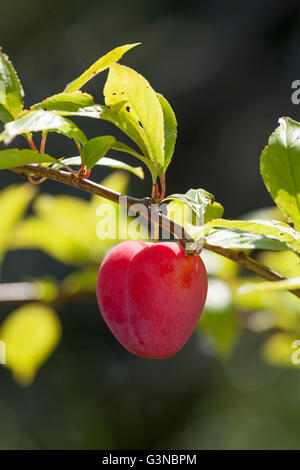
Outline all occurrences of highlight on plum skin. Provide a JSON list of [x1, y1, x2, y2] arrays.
[[96, 241, 208, 359]]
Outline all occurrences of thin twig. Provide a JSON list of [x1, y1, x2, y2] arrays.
[[10, 164, 300, 300]]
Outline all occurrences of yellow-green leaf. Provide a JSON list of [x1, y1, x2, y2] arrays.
[[259, 250, 300, 278], [206, 218, 300, 253], [82, 136, 116, 170], [104, 63, 165, 173], [64, 43, 140, 92], [0, 183, 36, 263], [0, 149, 58, 169], [31, 91, 94, 113], [0, 303, 62, 385], [0, 110, 86, 145], [157, 93, 177, 170]]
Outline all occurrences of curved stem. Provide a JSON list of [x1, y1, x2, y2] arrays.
[[28, 176, 48, 185], [10, 163, 300, 300]]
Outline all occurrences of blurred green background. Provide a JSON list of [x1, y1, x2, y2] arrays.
[[1, 0, 300, 450]]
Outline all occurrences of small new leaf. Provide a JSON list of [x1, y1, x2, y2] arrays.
[[165, 188, 216, 219], [81, 136, 116, 170], [204, 202, 224, 223], [64, 43, 140, 92]]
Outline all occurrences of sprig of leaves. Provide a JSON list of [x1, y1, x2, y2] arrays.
[[0, 44, 178, 185], [1, 44, 300, 298]]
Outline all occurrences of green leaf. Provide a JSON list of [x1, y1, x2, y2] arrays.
[[165, 189, 221, 250], [157, 93, 177, 170], [239, 276, 300, 294], [0, 149, 57, 169], [206, 218, 300, 253], [0, 105, 14, 124], [0, 110, 87, 145], [259, 250, 300, 278], [0, 50, 24, 122], [0, 303, 61, 385], [261, 117, 300, 230], [31, 91, 94, 113], [51, 155, 144, 179], [50, 104, 104, 118], [64, 43, 140, 92], [81, 136, 116, 170], [205, 227, 291, 252], [104, 63, 165, 173], [0, 183, 36, 263], [204, 202, 224, 223]]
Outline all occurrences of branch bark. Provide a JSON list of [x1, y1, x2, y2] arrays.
[[10, 164, 300, 300]]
